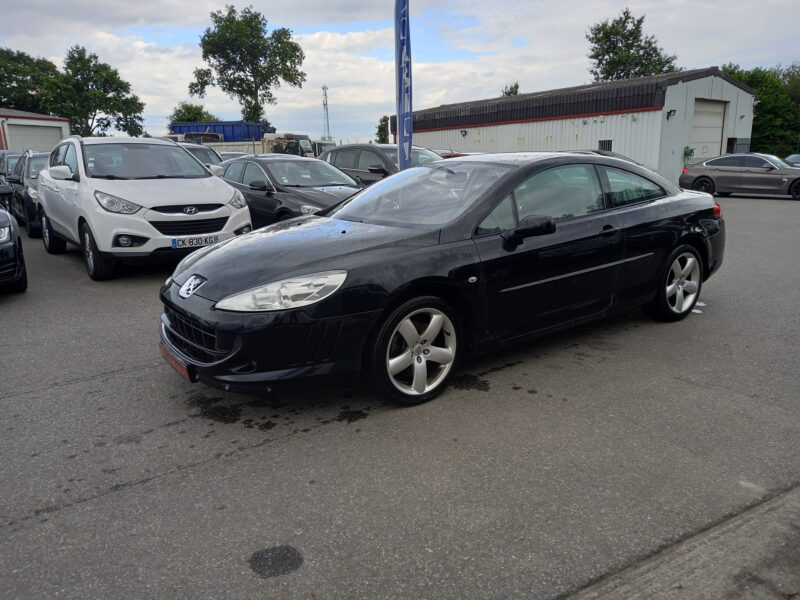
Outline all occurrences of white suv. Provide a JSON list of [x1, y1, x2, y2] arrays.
[[37, 136, 252, 280]]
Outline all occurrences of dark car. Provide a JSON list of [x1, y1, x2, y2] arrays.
[[219, 151, 250, 161], [0, 152, 21, 210], [319, 143, 441, 186], [220, 155, 360, 227], [568, 149, 643, 166], [0, 206, 27, 293], [159, 152, 725, 405], [8, 152, 49, 237], [786, 154, 800, 167], [679, 153, 800, 199]]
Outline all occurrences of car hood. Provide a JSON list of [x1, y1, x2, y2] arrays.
[[90, 177, 234, 209], [281, 185, 359, 208], [176, 215, 439, 301]]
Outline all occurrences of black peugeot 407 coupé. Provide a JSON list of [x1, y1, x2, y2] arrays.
[[159, 153, 725, 405]]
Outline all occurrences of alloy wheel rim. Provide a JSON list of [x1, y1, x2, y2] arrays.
[[386, 308, 456, 396], [666, 252, 701, 314], [696, 179, 711, 193], [84, 232, 94, 273]]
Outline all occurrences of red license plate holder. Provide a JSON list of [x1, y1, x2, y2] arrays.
[[160, 343, 193, 382]]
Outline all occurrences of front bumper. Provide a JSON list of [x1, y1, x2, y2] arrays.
[[159, 283, 382, 393], [88, 204, 252, 257]]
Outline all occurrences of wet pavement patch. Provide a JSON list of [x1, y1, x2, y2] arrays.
[[248, 545, 303, 578], [336, 408, 368, 423], [452, 374, 490, 392], [200, 405, 241, 424]]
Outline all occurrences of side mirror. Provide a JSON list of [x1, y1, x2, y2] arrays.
[[501, 215, 556, 249], [248, 180, 269, 192], [208, 164, 224, 176], [50, 165, 74, 181], [762, 164, 774, 170], [368, 165, 389, 176]]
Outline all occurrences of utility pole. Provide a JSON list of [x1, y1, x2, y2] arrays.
[[322, 85, 331, 141]]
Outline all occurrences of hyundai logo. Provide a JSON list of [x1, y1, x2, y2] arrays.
[[183, 206, 199, 215], [179, 275, 207, 298]]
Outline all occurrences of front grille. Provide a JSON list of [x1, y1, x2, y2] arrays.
[[149, 217, 228, 236], [162, 307, 237, 366], [151, 204, 223, 214]]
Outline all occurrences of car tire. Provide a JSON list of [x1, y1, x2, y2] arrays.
[[41, 212, 66, 254], [692, 177, 715, 195], [790, 180, 800, 200], [369, 296, 460, 406], [25, 204, 41, 238], [643, 244, 703, 322], [80, 223, 115, 281], [716, 192, 731, 197], [4, 245, 28, 294]]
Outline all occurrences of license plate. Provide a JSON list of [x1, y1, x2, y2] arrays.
[[171, 235, 219, 249], [160, 343, 192, 382]]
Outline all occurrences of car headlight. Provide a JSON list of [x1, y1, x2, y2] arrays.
[[228, 189, 247, 209], [0, 226, 10, 244], [27, 186, 38, 199], [94, 191, 142, 214], [300, 205, 321, 215], [215, 270, 347, 312]]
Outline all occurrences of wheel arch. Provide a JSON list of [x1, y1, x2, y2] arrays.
[[678, 233, 710, 280]]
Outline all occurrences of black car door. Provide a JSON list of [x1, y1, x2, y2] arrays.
[[10, 155, 26, 220], [330, 149, 365, 184], [241, 162, 282, 227], [352, 148, 390, 186], [474, 163, 625, 339]]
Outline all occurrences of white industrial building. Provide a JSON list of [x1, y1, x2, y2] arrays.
[[0, 108, 71, 152], [395, 67, 754, 183]]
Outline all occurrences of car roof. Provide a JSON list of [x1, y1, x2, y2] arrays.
[[178, 142, 217, 150], [446, 151, 568, 166], [249, 154, 319, 162], [81, 136, 175, 146]]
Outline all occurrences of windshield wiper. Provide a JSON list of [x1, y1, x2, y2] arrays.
[[133, 175, 195, 179], [92, 174, 131, 180]]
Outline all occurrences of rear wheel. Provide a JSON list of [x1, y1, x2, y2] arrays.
[[692, 177, 715, 195], [643, 245, 703, 322], [370, 296, 459, 405], [790, 180, 800, 200], [41, 212, 66, 254], [80, 223, 115, 280]]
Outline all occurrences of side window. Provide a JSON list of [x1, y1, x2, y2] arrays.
[[475, 196, 516, 236], [357, 150, 383, 171], [223, 161, 245, 184], [14, 156, 25, 178], [743, 156, 771, 168], [514, 164, 604, 221], [243, 162, 268, 187], [333, 150, 358, 169], [64, 145, 79, 174], [601, 167, 664, 207], [707, 156, 743, 167]]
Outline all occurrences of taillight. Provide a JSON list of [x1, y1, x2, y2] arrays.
[[712, 203, 723, 219], [682, 166, 689, 174]]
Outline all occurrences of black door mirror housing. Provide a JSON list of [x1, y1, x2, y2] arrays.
[[248, 180, 268, 192], [501, 215, 556, 249], [367, 165, 389, 176]]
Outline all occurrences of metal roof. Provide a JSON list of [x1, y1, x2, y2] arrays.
[[0, 107, 70, 123], [391, 67, 754, 133]]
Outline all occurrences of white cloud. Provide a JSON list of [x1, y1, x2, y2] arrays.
[[1, 0, 797, 141]]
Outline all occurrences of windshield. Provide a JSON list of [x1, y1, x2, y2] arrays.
[[328, 162, 511, 228], [84, 143, 210, 179], [186, 146, 221, 165], [382, 147, 442, 167], [265, 160, 357, 187], [27, 155, 49, 179]]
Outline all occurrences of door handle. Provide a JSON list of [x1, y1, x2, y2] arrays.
[[600, 225, 619, 236]]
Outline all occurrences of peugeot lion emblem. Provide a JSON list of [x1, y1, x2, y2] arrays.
[[179, 275, 207, 298], [183, 206, 199, 215]]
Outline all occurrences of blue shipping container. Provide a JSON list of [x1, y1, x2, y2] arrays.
[[169, 121, 276, 142]]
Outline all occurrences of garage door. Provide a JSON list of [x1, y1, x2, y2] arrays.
[[689, 100, 725, 161], [8, 124, 63, 152]]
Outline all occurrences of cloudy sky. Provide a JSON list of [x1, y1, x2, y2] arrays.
[[1, 0, 797, 141]]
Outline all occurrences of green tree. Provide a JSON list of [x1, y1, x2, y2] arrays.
[[53, 46, 145, 136], [0, 49, 60, 114], [586, 8, 678, 81], [501, 81, 520, 96], [189, 5, 306, 123], [170, 101, 219, 123], [376, 115, 389, 143], [723, 64, 800, 157]]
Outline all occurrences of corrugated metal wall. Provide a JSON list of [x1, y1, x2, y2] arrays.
[[415, 109, 664, 171]]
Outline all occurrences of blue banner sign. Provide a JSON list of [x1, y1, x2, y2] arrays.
[[395, 0, 413, 170]]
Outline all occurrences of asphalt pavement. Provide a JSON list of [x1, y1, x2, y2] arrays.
[[1, 196, 799, 599]]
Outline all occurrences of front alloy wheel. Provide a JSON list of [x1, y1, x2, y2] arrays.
[[80, 223, 115, 280], [371, 297, 459, 405]]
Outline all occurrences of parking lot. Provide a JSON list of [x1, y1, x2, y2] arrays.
[[1, 196, 799, 598]]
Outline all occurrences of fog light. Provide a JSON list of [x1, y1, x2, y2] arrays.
[[118, 235, 132, 247], [235, 224, 252, 235]]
